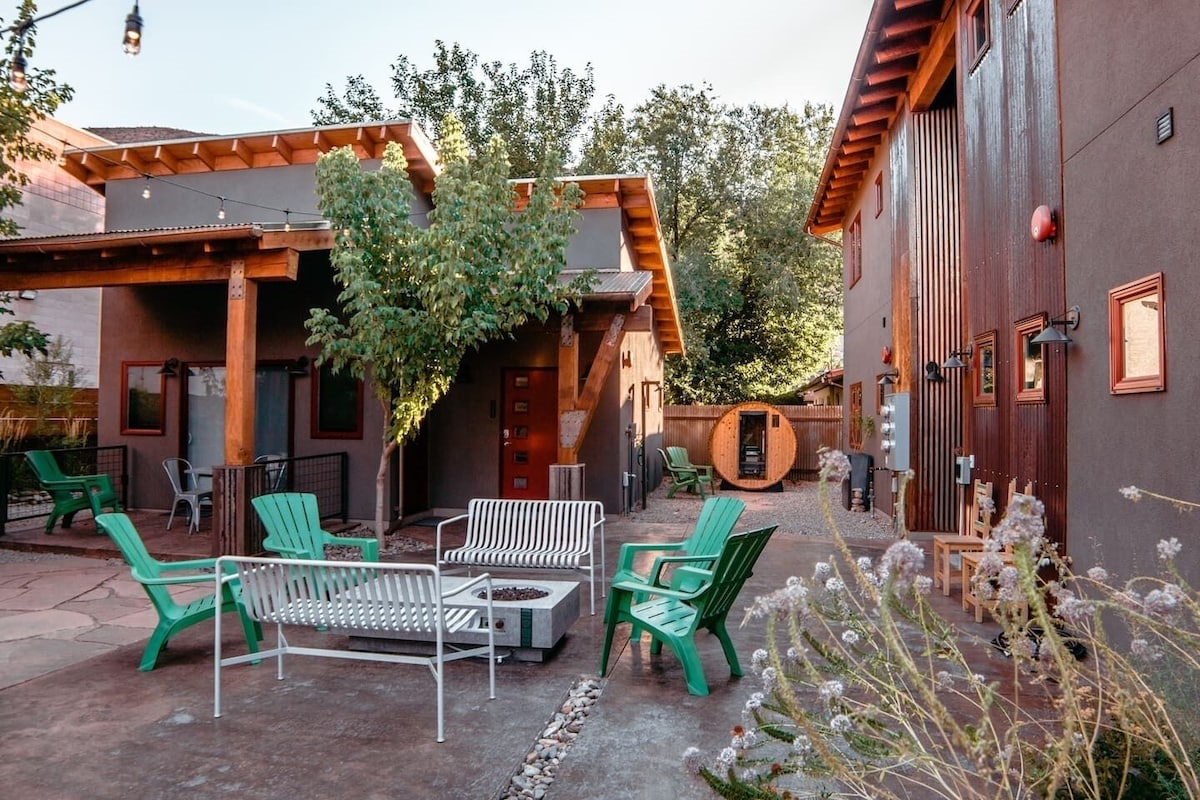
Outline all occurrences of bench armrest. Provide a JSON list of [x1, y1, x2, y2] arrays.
[[435, 513, 470, 560], [443, 572, 492, 600]]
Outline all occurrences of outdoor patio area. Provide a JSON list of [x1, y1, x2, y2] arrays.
[[0, 486, 1044, 799]]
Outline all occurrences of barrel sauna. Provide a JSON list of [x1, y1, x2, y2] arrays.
[[708, 402, 797, 490]]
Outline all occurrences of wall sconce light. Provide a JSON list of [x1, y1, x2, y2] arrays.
[[287, 356, 310, 376], [942, 343, 974, 370], [158, 357, 180, 377], [1030, 305, 1081, 345], [17, 289, 38, 300], [924, 361, 944, 383], [877, 368, 900, 387]]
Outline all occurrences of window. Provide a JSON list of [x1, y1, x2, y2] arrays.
[[847, 214, 862, 288], [965, 0, 990, 69], [874, 173, 884, 218], [1109, 272, 1165, 394], [121, 362, 166, 434], [311, 362, 363, 438], [849, 382, 863, 450], [1015, 315, 1047, 404], [973, 331, 997, 407]]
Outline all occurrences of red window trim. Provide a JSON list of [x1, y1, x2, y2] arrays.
[[120, 360, 166, 435], [1109, 272, 1166, 394], [1014, 315, 1047, 405]]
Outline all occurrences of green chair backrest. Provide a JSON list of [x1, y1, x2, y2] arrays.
[[684, 496, 746, 558], [26, 449, 69, 485], [252, 492, 326, 560], [95, 512, 188, 619], [666, 446, 699, 470], [692, 525, 777, 625]]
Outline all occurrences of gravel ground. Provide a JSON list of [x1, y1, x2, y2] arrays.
[[624, 478, 898, 541]]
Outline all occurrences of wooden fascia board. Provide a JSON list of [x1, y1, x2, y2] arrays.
[[908, 6, 957, 111], [0, 249, 297, 290]]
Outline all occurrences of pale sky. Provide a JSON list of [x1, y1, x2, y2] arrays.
[[23, 0, 873, 136]]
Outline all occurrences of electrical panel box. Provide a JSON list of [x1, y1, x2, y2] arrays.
[[955, 455, 974, 485], [879, 392, 910, 472]]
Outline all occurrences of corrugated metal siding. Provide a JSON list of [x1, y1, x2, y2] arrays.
[[960, 0, 1067, 546], [911, 107, 962, 532]]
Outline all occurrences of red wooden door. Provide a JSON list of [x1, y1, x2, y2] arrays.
[[500, 368, 556, 499]]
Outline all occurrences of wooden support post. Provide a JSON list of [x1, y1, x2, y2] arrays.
[[211, 463, 270, 555], [549, 464, 586, 501], [557, 314, 579, 464]]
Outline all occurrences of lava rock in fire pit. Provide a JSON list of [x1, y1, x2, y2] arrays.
[[476, 586, 550, 602]]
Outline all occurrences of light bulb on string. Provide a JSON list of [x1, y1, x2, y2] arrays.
[[284, 210, 291, 232], [122, 3, 143, 56], [141, 178, 151, 199], [217, 198, 226, 220]]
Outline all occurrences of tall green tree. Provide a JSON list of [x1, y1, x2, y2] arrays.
[[307, 116, 588, 537], [0, 1, 75, 366], [314, 41, 595, 178]]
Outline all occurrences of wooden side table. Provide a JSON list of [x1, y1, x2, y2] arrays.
[[961, 550, 1027, 623], [931, 536, 984, 596]]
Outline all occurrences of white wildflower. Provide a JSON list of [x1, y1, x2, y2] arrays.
[[1086, 566, 1109, 581], [813, 561, 832, 581], [856, 556, 874, 572], [761, 666, 778, 692], [819, 680, 845, 704], [914, 575, 933, 595], [750, 648, 769, 674], [830, 714, 854, 734], [744, 692, 765, 714], [1158, 538, 1182, 561], [1119, 485, 1142, 502], [841, 629, 860, 646], [715, 746, 738, 770], [818, 448, 852, 483], [825, 576, 846, 594], [682, 747, 705, 774]]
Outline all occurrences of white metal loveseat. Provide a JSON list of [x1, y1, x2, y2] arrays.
[[213, 556, 495, 743], [436, 498, 605, 614]]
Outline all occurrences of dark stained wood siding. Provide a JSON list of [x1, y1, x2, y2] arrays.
[[909, 106, 962, 532], [960, 0, 1067, 545]]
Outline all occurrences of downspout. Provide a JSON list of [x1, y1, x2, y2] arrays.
[[805, 226, 844, 249]]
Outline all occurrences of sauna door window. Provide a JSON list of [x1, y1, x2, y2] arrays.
[[738, 411, 767, 479]]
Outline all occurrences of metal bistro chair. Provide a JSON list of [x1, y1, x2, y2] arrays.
[[162, 457, 213, 534], [254, 454, 288, 493]]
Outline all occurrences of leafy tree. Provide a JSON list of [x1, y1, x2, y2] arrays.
[[314, 41, 595, 178], [307, 116, 587, 537], [0, 0, 77, 364]]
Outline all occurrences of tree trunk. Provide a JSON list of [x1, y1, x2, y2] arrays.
[[375, 437, 397, 544]]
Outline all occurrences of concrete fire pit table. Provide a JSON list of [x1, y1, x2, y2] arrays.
[[346, 576, 581, 662]]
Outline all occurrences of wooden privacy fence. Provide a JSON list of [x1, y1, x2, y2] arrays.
[[664, 405, 843, 481]]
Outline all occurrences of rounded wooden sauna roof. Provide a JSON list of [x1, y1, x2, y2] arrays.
[[709, 401, 797, 490]]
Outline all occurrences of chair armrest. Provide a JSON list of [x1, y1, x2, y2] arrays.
[[612, 573, 712, 601], [131, 567, 217, 586], [325, 534, 379, 562], [645, 554, 717, 588], [158, 557, 220, 572], [435, 513, 470, 560], [615, 541, 684, 574], [262, 540, 309, 559], [693, 465, 715, 480]]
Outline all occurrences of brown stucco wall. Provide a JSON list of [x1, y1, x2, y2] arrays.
[[1059, 0, 1200, 579]]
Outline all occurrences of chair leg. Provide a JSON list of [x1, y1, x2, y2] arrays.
[[139, 622, 174, 671], [710, 618, 743, 677], [670, 635, 710, 696], [167, 500, 179, 531]]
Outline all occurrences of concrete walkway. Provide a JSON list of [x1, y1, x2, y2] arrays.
[[0, 507, 1013, 799]]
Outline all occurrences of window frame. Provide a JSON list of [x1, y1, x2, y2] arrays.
[[1014, 315, 1047, 404], [121, 361, 166, 435], [972, 330, 997, 407], [310, 362, 364, 439], [965, 0, 991, 71], [848, 381, 863, 451], [874, 173, 884, 218], [1109, 272, 1166, 394], [847, 213, 862, 289]]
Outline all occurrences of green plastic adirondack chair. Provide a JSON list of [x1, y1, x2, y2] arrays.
[[660, 446, 716, 499], [599, 525, 777, 696], [25, 449, 121, 533], [606, 495, 746, 615], [252, 492, 379, 561], [95, 512, 262, 671]]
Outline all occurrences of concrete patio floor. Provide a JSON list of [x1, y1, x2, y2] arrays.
[[0, 502, 1033, 799]]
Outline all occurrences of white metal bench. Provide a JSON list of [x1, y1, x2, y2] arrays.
[[213, 556, 495, 743], [436, 498, 606, 615]]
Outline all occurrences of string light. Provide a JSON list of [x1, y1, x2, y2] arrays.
[[121, 2, 142, 56], [5, 0, 142, 91], [217, 197, 226, 220], [283, 210, 291, 232]]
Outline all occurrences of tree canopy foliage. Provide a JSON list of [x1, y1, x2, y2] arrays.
[[312, 43, 842, 405], [0, 0, 77, 366], [308, 116, 587, 535]]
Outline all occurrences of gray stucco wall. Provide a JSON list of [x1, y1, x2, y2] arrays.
[[1059, 1, 1200, 580]]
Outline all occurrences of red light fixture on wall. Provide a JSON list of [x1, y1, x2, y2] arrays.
[[1031, 204, 1057, 242]]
